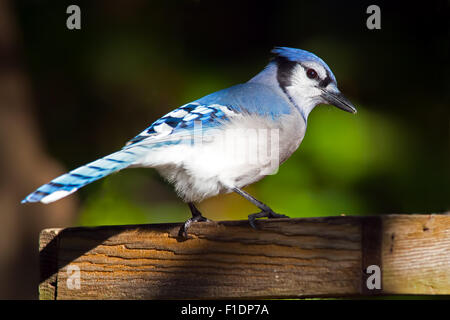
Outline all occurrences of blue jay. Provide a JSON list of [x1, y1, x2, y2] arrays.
[[22, 47, 356, 237]]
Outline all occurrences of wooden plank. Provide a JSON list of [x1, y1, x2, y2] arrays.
[[39, 214, 450, 299], [39, 228, 61, 300], [382, 214, 450, 294], [361, 216, 383, 295]]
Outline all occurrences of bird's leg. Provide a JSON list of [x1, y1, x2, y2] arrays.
[[233, 187, 289, 229], [178, 203, 211, 238]]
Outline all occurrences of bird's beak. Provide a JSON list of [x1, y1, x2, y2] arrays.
[[321, 89, 357, 114]]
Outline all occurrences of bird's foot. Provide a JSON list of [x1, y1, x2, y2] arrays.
[[178, 214, 212, 239], [248, 210, 289, 229]]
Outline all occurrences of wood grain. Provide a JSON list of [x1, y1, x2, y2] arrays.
[[382, 215, 450, 294], [39, 214, 450, 299], [39, 228, 61, 300]]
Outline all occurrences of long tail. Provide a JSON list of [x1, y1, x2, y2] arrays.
[[22, 149, 141, 204]]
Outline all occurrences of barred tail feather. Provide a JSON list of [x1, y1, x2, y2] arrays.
[[22, 149, 140, 204]]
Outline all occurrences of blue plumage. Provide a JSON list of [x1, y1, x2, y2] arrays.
[[22, 150, 141, 203], [22, 47, 356, 236], [271, 47, 337, 83], [23, 101, 236, 204], [195, 83, 292, 117], [125, 102, 232, 147], [126, 83, 292, 148]]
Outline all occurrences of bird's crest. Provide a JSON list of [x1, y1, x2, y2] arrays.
[[271, 46, 336, 83]]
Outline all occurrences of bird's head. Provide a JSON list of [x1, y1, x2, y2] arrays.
[[270, 46, 357, 118]]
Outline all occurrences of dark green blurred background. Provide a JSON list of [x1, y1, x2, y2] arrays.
[[0, 0, 448, 298]]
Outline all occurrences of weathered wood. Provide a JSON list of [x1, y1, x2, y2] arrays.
[[39, 214, 450, 299], [39, 228, 61, 300], [382, 215, 450, 294]]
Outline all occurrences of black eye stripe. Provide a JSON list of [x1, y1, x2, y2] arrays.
[[319, 76, 332, 87], [274, 56, 297, 89], [275, 58, 333, 88]]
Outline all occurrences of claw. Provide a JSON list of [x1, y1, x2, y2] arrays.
[[178, 212, 210, 238], [248, 210, 289, 229], [268, 212, 289, 219]]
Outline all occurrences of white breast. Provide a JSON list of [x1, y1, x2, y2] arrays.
[[135, 112, 306, 202]]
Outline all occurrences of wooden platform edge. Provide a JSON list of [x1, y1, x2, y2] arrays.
[[38, 214, 450, 299], [39, 228, 62, 300]]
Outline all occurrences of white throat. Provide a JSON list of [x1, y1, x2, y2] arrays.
[[282, 64, 326, 121]]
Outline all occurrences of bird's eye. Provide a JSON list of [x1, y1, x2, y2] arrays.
[[306, 68, 318, 79]]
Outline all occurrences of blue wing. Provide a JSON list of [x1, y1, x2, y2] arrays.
[[22, 82, 291, 203], [124, 102, 234, 147], [125, 83, 291, 148]]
